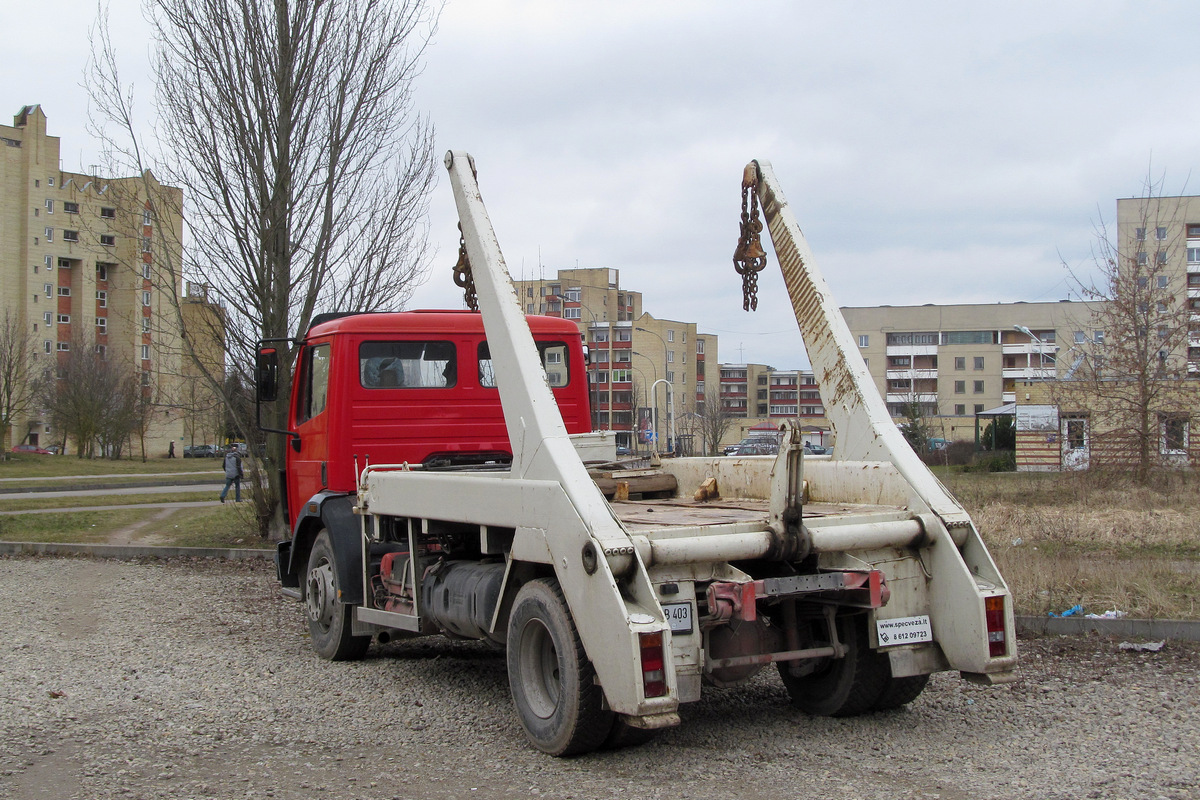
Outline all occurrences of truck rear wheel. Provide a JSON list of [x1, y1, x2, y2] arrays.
[[872, 672, 930, 711], [304, 530, 370, 661], [777, 614, 887, 717], [507, 578, 613, 756]]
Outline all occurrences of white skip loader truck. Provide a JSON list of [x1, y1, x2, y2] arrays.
[[260, 151, 1017, 756]]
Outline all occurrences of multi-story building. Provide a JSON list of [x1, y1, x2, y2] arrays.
[[512, 268, 716, 452], [1, 105, 202, 456], [716, 363, 832, 448], [1116, 194, 1200, 374], [841, 300, 1105, 442]]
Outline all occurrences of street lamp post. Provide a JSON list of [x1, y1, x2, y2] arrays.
[[651, 378, 675, 456], [635, 326, 676, 453]]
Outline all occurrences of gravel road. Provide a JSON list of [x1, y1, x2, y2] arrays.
[[1, 555, 1197, 800]]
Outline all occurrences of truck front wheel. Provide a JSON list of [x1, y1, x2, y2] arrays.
[[304, 530, 370, 661], [507, 578, 613, 756], [777, 613, 887, 717]]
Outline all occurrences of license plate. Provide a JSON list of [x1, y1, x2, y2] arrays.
[[876, 614, 933, 646], [661, 602, 693, 635]]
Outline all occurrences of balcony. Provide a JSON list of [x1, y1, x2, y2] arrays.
[[886, 344, 937, 357], [1002, 392, 1016, 403], [886, 392, 938, 404], [885, 369, 938, 380], [1002, 342, 1059, 356], [1002, 367, 1055, 380]]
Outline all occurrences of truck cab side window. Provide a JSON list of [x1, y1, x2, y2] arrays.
[[297, 344, 331, 424], [478, 340, 570, 389], [360, 341, 456, 388]]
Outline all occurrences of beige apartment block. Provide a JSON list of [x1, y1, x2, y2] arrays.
[[841, 300, 1106, 442], [512, 268, 716, 453], [1116, 194, 1200, 374], [716, 362, 832, 450], [0, 105, 204, 457]]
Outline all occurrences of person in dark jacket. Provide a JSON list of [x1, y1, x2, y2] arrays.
[[219, 445, 243, 503]]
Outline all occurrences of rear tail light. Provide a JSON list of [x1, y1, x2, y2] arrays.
[[639, 631, 667, 698], [985, 595, 1007, 657]]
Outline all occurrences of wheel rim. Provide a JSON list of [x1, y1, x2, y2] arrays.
[[306, 559, 336, 631], [517, 618, 560, 719]]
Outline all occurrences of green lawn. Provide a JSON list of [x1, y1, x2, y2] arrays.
[[0, 503, 264, 548], [0, 491, 218, 511], [0, 453, 222, 479]]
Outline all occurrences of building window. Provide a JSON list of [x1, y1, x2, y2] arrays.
[[44, 227, 53, 241], [1156, 227, 1167, 240], [954, 404, 966, 416], [100, 235, 115, 247], [57, 314, 70, 324], [564, 307, 581, 319], [697, 340, 705, 355], [44, 255, 53, 269], [97, 291, 107, 308], [57, 342, 70, 352], [44, 340, 52, 354], [1188, 247, 1200, 264], [47, 177, 54, 186], [63, 230, 78, 242], [44, 283, 53, 298], [141, 371, 150, 386], [973, 380, 984, 394], [142, 263, 152, 280], [616, 329, 631, 342], [100, 207, 116, 219], [1137, 251, 1147, 266], [954, 380, 965, 394], [591, 331, 608, 343], [43, 312, 52, 327], [973, 356, 984, 370], [611, 369, 632, 383], [95, 345, 106, 359], [141, 345, 151, 360], [954, 357, 965, 370], [142, 209, 152, 226], [142, 318, 151, 333], [57, 287, 70, 297], [45, 199, 54, 213], [141, 237, 152, 253], [1161, 415, 1189, 455], [97, 263, 108, 281], [1156, 250, 1168, 265], [142, 291, 152, 306], [857, 334, 869, 348], [974, 404, 985, 414], [1135, 227, 1146, 241], [63, 201, 79, 214], [666, 350, 674, 363], [97, 317, 106, 333]]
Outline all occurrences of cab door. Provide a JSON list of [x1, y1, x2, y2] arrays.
[[288, 341, 333, 522]]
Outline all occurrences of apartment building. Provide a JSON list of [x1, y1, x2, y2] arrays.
[[0, 105, 200, 455], [512, 268, 717, 452], [1116, 194, 1200, 374], [841, 300, 1105, 441], [716, 363, 831, 448]]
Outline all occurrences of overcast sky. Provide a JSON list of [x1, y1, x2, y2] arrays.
[[7, 1, 1200, 368]]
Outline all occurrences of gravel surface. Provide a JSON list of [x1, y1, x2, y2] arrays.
[[1, 555, 1197, 800]]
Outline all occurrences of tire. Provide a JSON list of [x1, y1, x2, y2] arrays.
[[872, 673, 930, 711], [506, 578, 613, 756], [777, 614, 888, 717], [304, 530, 370, 661], [602, 717, 658, 750]]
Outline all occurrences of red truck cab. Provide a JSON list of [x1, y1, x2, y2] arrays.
[[280, 311, 591, 533]]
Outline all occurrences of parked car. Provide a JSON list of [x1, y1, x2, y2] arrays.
[[803, 444, 828, 455], [11, 444, 54, 455], [184, 444, 218, 458]]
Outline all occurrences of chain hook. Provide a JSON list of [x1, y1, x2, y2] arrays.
[[733, 162, 767, 311], [451, 222, 479, 312]]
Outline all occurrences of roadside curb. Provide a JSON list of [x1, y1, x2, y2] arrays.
[[0, 541, 274, 561], [1016, 614, 1200, 642]]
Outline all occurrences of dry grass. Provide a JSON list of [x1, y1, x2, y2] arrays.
[[945, 470, 1200, 619]]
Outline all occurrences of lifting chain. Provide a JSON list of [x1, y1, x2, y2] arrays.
[[732, 162, 767, 311], [451, 223, 478, 312]]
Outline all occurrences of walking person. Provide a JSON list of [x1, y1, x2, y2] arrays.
[[219, 444, 243, 503]]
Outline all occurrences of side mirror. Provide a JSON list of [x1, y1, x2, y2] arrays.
[[581, 344, 591, 366], [256, 348, 280, 403]]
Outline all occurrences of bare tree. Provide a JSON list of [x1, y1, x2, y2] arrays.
[[89, 0, 440, 535], [0, 311, 41, 456], [1060, 173, 1196, 483], [695, 386, 736, 456], [42, 335, 138, 459]]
